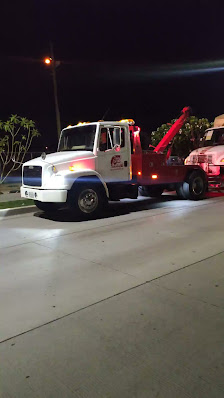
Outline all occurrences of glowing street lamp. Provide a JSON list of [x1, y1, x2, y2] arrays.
[[44, 57, 52, 65], [44, 44, 61, 139]]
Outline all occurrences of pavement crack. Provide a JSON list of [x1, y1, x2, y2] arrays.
[[34, 241, 140, 279], [146, 249, 224, 283], [0, 279, 149, 345], [151, 282, 224, 310], [1, 247, 224, 345]]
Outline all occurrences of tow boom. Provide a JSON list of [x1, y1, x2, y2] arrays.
[[153, 106, 191, 153]]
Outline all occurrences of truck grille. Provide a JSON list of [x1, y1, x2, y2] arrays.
[[208, 155, 213, 164], [192, 155, 197, 164], [191, 155, 213, 164], [23, 166, 42, 186], [198, 154, 207, 163]]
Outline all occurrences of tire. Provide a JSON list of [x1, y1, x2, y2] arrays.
[[176, 170, 207, 200], [176, 184, 186, 199], [139, 185, 164, 198], [68, 183, 107, 217], [34, 200, 60, 212]]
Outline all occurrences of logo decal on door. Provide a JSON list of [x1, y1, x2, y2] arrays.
[[111, 155, 123, 169]]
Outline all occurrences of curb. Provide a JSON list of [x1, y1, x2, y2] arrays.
[[0, 205, 36, 218]]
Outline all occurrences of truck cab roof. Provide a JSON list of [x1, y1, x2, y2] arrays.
[[205, 126, 224, 132], [65, 120, 135, 130]]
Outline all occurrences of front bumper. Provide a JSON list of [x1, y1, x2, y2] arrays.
[[208, 175, 224, 188], [20, 187, 67, 203]]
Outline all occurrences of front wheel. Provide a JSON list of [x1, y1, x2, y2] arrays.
[[176, 170, 207, 200], [34, 201, 60, 212], [68, 184, 107, 217]]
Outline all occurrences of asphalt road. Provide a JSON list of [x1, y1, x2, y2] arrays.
[[1, 195, 224, 398]]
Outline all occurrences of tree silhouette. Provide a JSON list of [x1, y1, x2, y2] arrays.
[[0, 115, 40, 184]]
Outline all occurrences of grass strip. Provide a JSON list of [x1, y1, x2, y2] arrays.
[[0, 199, 34, 210]]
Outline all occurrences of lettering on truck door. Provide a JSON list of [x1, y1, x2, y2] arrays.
[[97, 126, 130, 182]]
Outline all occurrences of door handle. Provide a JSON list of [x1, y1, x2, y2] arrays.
[[124, 161, 128, 167]]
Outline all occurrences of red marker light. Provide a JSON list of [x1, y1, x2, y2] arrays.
[[138, 171, 142, 176], [152, 174, 158, 179]]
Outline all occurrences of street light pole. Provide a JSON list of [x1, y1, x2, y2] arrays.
[[49, 42, 61, 139]]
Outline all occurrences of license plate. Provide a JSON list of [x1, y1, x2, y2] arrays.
[[28, 191, 35, 199]]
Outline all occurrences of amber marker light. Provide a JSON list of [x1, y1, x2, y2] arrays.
[[44, 57, 52, 65]]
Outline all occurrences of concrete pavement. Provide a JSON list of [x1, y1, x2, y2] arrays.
[[0, 195, 224, 397]]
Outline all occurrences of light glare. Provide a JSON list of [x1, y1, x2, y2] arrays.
[[44, 57, 52, 65]]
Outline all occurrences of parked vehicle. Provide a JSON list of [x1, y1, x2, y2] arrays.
[[185, 113, 224, 188], [21, 107, 207, 216]]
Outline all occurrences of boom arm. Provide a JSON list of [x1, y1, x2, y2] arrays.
[[153, 106, 191, 153]]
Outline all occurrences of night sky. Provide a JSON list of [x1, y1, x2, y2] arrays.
[[1, 0, 224, 150]]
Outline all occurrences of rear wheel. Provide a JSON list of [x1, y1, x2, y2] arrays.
[[176, 185, 185, 199], [68, 183, 107, 217], [34, 201, 60, 212], [139, 185, 164, 198], [176, 170, 207, 200]]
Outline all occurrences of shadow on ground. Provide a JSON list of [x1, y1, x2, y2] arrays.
[[33, 193, 211, 223]]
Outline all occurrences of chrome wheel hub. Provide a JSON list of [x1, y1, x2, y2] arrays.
[[78, 189, 98, 213], [192, 177, 203, 195]]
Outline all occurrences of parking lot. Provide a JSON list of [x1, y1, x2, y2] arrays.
[[1, 195, 224, 397]]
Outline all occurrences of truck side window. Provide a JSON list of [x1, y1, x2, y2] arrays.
[[112, 127, 125, 148], [120, 128, 125, 147], [99, 127, 125, 151], [218, 133, 224, 145], [130, 132, 134, 154], [99, 128, 108, 151]]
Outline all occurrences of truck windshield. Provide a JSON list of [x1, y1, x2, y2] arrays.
[[58, 125, 97, 151], [200, 128, 224, 147]]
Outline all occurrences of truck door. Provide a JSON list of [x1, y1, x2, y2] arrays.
[[96, 126, 130, 182]]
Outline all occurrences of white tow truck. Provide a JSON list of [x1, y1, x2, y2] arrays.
[[185, 113, 224, 188], [21, 110, 207, 217]]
